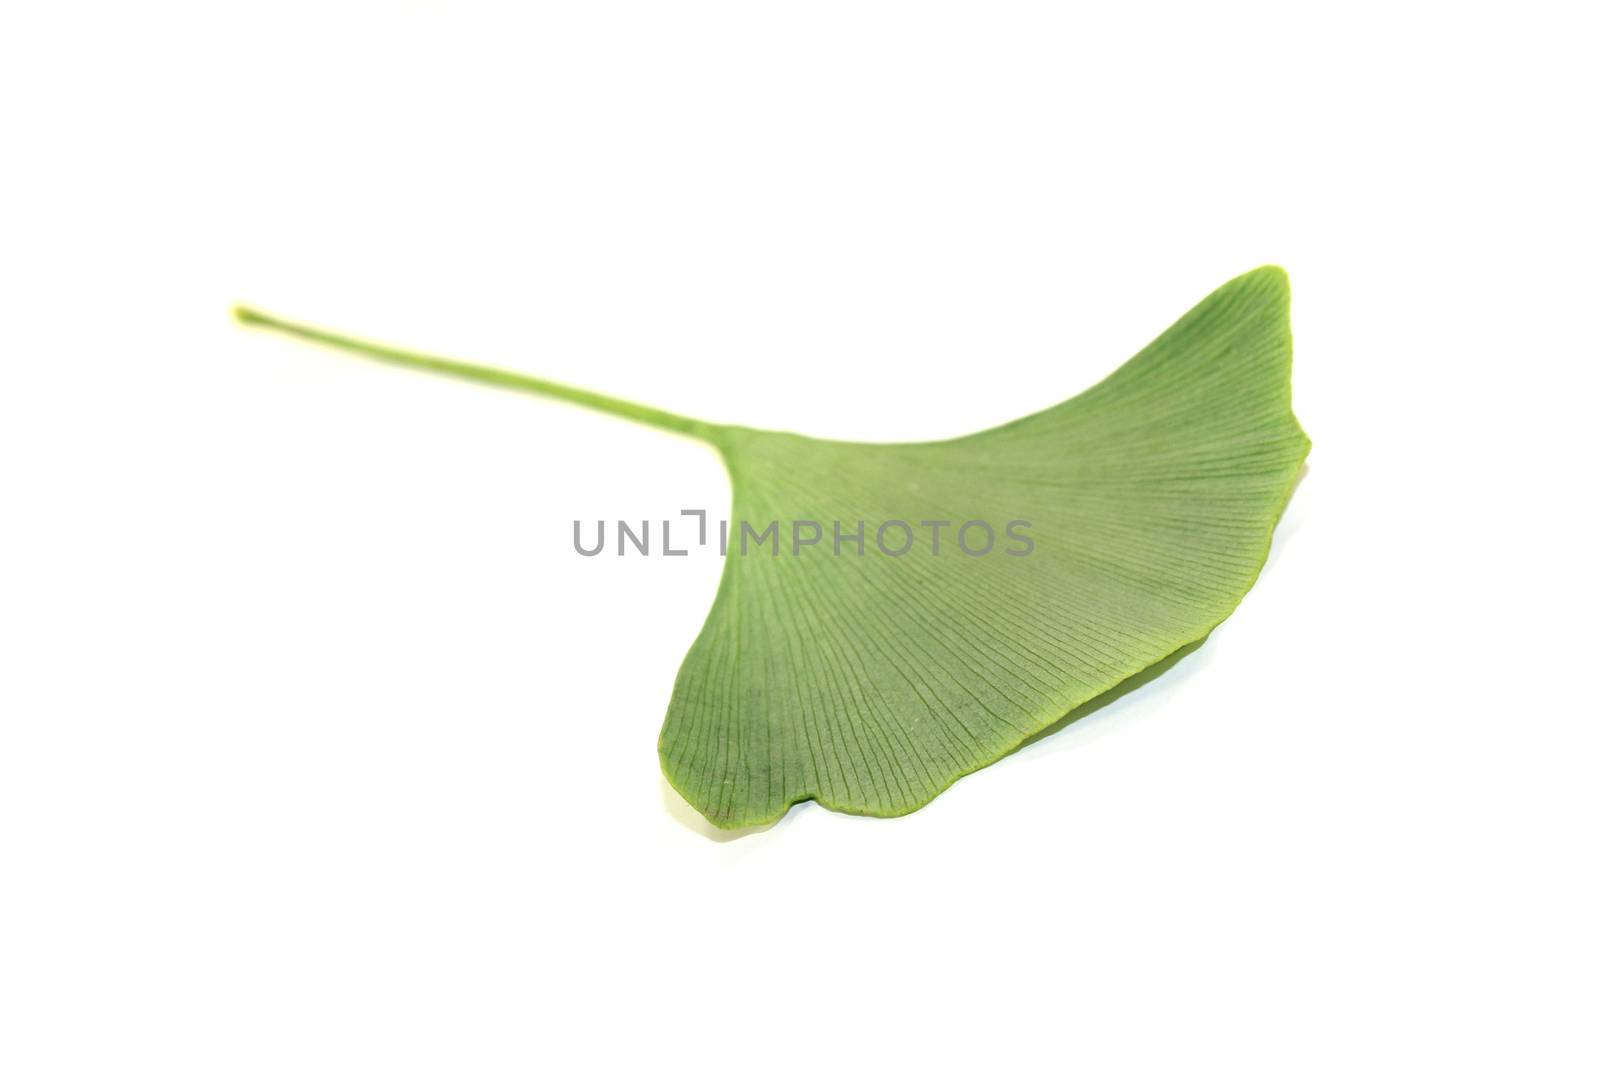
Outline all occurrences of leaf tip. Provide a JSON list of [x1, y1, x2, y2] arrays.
[[1237, 263, 1290, 300]]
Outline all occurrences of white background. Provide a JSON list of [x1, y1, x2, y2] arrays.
[[2, 3, 1596, 1064]]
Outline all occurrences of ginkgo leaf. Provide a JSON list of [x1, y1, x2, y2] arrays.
[[237, 265, 1309, 828]]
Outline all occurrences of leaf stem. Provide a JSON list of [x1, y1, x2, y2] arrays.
[[233, 306, 721, 442]]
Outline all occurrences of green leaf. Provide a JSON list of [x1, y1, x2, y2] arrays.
[[237, 266, 1309, 828]]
